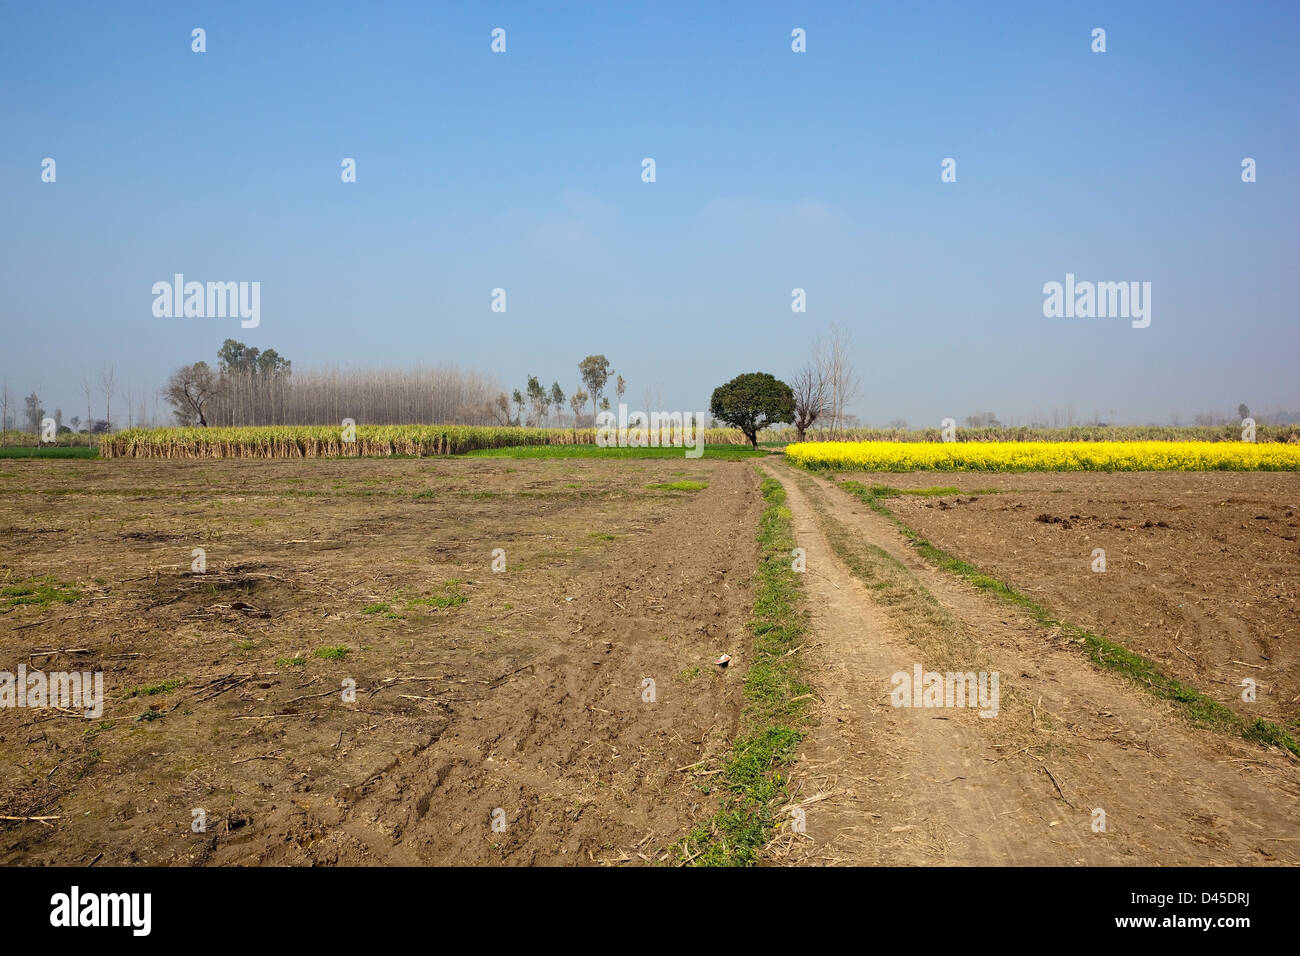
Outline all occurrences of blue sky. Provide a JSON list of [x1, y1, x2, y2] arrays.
[[2, 0, 1297, 426]]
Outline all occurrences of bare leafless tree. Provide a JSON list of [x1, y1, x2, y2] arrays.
[[790, 353, 831, 442], [819, 324, 860, 439], [487, 392, 511, 426], [640, 380, 664, 414], [162, 363, 222, 426], [81, 371, 93, 432], [101, 363, 116, 432]]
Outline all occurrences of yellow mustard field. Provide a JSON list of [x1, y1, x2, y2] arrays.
[[784, 441, 1300, 472]]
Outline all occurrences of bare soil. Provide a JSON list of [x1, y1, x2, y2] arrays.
[[856, 471, 1300, 728], [0, 456, 763, 865]]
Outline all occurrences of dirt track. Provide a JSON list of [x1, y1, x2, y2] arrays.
[[766, 462, 1300, 865]]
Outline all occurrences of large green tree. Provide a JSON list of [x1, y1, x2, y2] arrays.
[[709, 372, 795, 449]]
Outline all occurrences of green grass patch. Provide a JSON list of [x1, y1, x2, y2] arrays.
[[314, 645, 350, 661], [275, 656, 307, 668], [407, 580, 468, 611], [861, 484, 1000, 499], [1, 575, 82, 609], [676, 473, 811, 866], [0, 446, 99, 459], [361, 602, 391, 615], [125, 677, 186, 698], [647, 480, 708, 491], [836, 480, 1300, 759]]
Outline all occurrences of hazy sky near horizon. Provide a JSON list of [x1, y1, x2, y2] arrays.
[[2, 1, 1297, 427]]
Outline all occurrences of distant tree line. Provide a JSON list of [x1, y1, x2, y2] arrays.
[[162, 345, 633, 429], [163, 341, 506, 427]]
